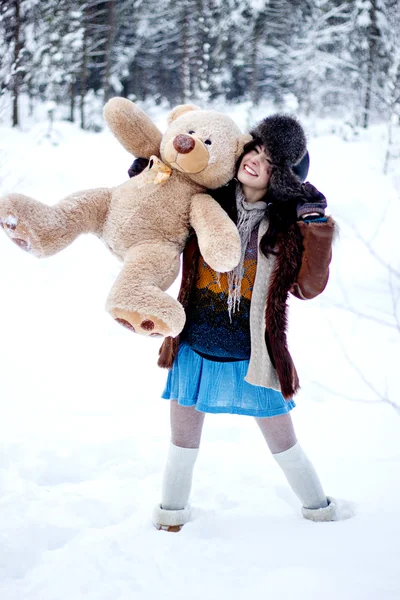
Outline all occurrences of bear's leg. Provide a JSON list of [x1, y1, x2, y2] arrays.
[[0, 189, 110, 257], [106, 243, 185, 338]]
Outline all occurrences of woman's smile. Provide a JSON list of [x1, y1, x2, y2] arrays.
[[244, 164, 258, 176]]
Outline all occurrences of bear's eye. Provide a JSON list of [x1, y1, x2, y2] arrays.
[[204, 139, 212, 145], [188, 130, 195, 134]]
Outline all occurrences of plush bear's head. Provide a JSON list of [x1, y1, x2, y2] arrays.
[[161, 105, 251, 190]]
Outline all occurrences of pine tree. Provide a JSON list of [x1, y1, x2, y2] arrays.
[[0, 0, 38, 126], [349, 0, 391, 128], [381, 0, 400, 171], [279, 0, 354, 117]]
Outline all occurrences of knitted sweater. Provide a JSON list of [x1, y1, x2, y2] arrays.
[[181, 227, 258, 360]]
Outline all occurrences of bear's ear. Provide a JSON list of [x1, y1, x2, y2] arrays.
[[167, 104, 201, 124], [236, 133, 253, 159]]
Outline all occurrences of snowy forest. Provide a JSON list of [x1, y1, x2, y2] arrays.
[[1, 0, 400, 131]]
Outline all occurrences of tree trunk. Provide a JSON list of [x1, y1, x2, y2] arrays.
[[103, 1, 116, 103], [80, 13, 88, 130], [383, 116, 393, 175], [250, 12, 266, 107], [250, 28, 259, 106], [383, 54, 400, 174], [12, 0, 21, 127], [363, 0, 378, 129], [69, 80, 75, 123], [363, 57, 373, 129], [181, 6, 190, 103], [28, 77, 34, 117]]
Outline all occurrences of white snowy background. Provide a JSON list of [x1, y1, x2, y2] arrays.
[[0, 99, 399, 600]]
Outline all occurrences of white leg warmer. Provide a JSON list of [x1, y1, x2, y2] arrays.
[[161, 442, 199, 510], [273, 441, 328, 510]]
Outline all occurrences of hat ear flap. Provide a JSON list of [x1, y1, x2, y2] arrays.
[[292, 151, 310, 182], [268, 166, 302, 203], [167, 104, 201, 124]]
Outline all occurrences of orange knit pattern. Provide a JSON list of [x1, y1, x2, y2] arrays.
[[195, 250, 257, 302]]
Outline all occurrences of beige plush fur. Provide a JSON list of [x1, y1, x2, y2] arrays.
[[0, 98, 250, 337]]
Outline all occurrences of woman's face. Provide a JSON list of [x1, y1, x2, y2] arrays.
[[237, 144, 272, 194]]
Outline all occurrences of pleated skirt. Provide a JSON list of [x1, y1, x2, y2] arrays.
[[162, 343, 296, 418]]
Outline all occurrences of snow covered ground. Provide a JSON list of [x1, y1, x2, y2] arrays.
[[0, 101, 399, 600]]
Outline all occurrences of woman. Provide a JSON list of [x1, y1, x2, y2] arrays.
[[130, 114, 344, 532]]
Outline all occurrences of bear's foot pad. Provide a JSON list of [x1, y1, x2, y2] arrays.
[[0, 215, 33, 253], [112, 309, 172, 338]]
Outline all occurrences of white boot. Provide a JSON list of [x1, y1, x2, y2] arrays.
[[152, 503, 191, 532], [302, 496, 355, 522], [273, 442, 329, 510], [153, 443, 199, 532]]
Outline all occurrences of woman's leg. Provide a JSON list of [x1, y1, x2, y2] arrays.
[[255, 412, 297, 454], [161, 401, 205, 510], [255, 413, 328, 510], [170, 399, 205, 449]]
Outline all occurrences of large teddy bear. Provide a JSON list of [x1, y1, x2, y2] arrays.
[[0, 99, 250, 338]]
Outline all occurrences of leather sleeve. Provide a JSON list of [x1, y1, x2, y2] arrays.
[[290, 217, 336, 300]]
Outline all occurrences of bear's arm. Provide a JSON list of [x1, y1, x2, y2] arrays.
[[104, 98, 162, 159], [189, 193, 240, 273]]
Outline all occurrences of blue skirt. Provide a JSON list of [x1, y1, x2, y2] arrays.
[[162, 343, 296, 418]]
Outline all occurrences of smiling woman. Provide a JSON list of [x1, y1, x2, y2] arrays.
[[128, 112, 350, 533]]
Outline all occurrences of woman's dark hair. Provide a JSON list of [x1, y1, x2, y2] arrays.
[[259, 192, 299, 257]]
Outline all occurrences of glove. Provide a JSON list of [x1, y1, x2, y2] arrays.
[[296, 182, 327, 220], [128, 157, 149, 178]]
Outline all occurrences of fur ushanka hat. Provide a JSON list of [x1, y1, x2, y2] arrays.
[[250, 114, 310, 202]]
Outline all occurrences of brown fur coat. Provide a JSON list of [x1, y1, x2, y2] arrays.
[[158, 217, 335, 399]]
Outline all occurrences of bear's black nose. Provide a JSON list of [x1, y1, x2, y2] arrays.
[[173, 134, 195, 154]]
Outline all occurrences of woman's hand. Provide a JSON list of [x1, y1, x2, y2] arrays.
[[296, 182, 327, 220]]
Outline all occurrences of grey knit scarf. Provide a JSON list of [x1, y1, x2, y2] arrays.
[[227, 182, 267, 318]]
